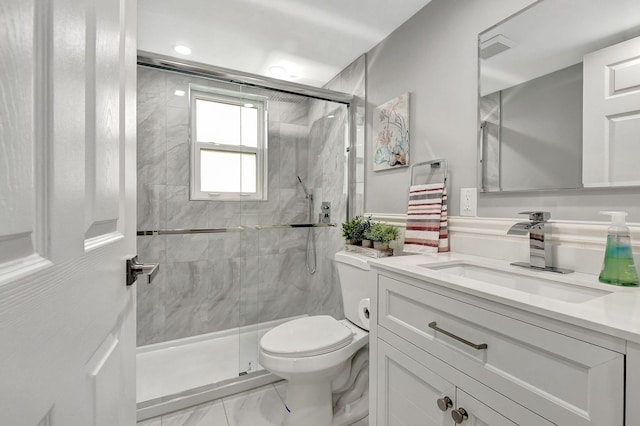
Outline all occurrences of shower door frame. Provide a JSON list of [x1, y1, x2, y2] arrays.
[[135, 52, 357, 420]]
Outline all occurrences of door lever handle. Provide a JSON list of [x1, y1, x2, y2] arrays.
[[126, 256, 159, 286]]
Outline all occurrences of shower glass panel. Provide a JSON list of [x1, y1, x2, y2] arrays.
[[237, 92, 349, 376], [135, 64, 350, 416], [136, 66, 247, 406]]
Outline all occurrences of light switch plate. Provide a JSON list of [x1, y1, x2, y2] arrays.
[[460, 188, 477, 217]]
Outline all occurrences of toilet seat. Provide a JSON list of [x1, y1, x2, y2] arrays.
[[260, 315, 354, 357]]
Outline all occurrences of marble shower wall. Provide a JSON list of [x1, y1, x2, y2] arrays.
[[324, 55, 366, 216], [303, 99, 350, 319], [136, 66, 349, 346]]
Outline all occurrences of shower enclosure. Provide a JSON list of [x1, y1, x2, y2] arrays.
[[135, 57, 353, 419]]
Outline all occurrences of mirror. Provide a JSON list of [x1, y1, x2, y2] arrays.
[[478, 0, 640, 192]]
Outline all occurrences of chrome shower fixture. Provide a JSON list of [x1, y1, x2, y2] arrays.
[[297, 176, 317, 275], [297, 176, 313, 200]]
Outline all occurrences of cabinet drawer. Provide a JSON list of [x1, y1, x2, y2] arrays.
[[378, 274, 624, 426]]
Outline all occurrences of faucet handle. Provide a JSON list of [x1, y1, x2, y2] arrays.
[[518, 211, 550, 222]]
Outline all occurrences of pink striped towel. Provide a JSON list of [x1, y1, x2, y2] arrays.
[[403, 183, 449, 254]]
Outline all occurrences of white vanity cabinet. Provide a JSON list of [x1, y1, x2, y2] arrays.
[[370, 270, 626, 426]]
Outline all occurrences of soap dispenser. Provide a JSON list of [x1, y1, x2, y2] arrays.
[[599, 211, 639, 286]]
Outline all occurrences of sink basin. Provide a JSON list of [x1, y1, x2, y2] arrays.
[[420, 262, 612, 303]]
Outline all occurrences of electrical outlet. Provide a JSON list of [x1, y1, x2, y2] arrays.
[[460, 188, 477, 217]]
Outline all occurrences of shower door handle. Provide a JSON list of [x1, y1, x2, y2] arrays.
[[126, 255, 159, 286]]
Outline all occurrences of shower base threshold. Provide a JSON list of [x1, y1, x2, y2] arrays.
[[136, 370, 279, 422], [136, 316, 303, 421]]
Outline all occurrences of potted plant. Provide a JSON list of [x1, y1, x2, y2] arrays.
[[342, 215, 371, 245], [365, 222, 399, 249]]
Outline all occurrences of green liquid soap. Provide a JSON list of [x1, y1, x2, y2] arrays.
[[599, 235, 639, 286]]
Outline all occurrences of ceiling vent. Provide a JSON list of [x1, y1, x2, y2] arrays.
[[480, 34, 514, 60]]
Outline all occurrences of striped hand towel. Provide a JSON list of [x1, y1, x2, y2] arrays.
[[403, 183, 449, 254]]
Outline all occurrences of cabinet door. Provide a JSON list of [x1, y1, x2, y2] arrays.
[[453, 389, 554, 426], [377, 339, 455, 426], [453, 389, 516, 426]]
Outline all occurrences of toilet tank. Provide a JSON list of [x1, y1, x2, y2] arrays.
[[334, 250, 371, 331]]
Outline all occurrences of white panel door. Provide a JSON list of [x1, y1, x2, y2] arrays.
[[583, 35, 640, 187], [377, 340, 455, 426], [0, 0, 137, 425]]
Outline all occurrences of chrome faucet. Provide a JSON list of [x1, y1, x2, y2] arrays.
[[507, 211, 572, 274]]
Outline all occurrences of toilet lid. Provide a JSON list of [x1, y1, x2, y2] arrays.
[[260, 315, 354, 357]]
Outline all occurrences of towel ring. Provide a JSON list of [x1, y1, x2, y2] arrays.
[[410, 159, 448, 186]]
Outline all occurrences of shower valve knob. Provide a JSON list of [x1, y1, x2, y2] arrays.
[[320, 202, 331, 224]]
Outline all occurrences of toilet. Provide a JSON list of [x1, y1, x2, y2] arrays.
[[259, 250, 371, 426]]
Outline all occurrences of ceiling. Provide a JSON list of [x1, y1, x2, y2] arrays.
[[138, 0, 432, 87], [480, 0, 640, 95]]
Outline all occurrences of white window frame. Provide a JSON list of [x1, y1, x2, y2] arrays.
[[189, 84, 268, 201]]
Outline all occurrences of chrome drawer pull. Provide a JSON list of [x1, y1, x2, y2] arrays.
[[428, 321, 488, 350]]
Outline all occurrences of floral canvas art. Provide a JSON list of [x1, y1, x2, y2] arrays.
[[372, 93, 409, 171]]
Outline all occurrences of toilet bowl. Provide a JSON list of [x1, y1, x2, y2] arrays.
[[258, 250, 371, 426]]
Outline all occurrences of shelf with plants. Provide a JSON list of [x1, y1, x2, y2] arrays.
[[342, 216, 398, 257]]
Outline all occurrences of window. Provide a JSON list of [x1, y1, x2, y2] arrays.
[[189, 85, 267, 200]]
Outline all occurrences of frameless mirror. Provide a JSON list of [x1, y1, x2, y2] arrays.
[[478, 0, 640, 192]]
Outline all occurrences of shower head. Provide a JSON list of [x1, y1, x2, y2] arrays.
[[297, 176, 312, 199]]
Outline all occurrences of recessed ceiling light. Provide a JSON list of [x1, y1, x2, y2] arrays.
[[174, 45, 192, 55], [243, 103, 254, 108], [327, 115, 335, 119], [174, 89, 186, 97], [268, 65, 287, 78]]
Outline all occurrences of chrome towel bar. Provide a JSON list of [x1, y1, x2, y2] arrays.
[[254, 223, 337, 230], [137, 226, 245, 236], [137, 223, 337, 235]]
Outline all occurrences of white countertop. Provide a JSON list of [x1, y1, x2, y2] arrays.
[[369, 252, 640, 344]]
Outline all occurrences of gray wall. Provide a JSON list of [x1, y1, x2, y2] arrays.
[[136, 66, 347, 346], [365, 0, 640, 222]]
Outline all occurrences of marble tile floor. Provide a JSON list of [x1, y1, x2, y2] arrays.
[[138, 381, 369, 426]]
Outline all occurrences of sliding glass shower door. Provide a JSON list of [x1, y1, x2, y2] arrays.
[[135, 63, 351, 412], [236, 90, 350, 375]]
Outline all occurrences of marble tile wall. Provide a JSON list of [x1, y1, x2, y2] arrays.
[[324, 54, 366, 216], [136, 66, 349, 346]]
